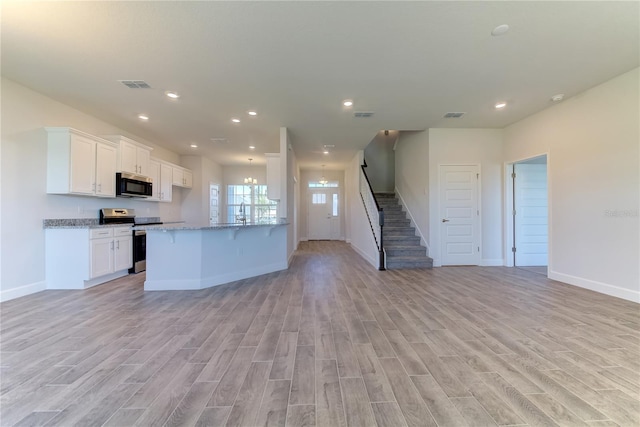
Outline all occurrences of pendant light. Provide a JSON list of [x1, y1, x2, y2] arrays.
[[244, 158, 257, 184], [319, 165, 328, 186]]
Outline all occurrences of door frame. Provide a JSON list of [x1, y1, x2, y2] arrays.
[[503, 153, 551, 271], [437, 163, 482, 266]]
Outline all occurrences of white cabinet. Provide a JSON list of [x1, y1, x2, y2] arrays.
[[172, 166, 192, 188], [103, 135, 153, 176], [89, 227, 132, 279], [265, 153, 281, 200], [46, 127, 117, 197], [145, 158, 174, 202], [46, 226, 132, 289]]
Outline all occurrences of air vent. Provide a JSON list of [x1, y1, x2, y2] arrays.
[[443, 112, 466, 118], [118, 80, 151, 89], [323, 145, 335, 148], [354, 111, 374, 118], [211, 138, 229, 143]]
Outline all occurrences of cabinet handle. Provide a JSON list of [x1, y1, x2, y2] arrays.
[[98, 183, 102, 192], [110, 241, 114, 249], [116, 240, 120, 250]]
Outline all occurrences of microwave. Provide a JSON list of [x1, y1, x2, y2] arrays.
[[116, 172, 152, 198]]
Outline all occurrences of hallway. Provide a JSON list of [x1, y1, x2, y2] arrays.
[[1, 241, 638, 426]]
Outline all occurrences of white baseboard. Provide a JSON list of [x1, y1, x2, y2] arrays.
[[481, 259, 504, 266], [0, 280, 46, 302], [549, 270, 640, 303], [349, 242, 377, 268]]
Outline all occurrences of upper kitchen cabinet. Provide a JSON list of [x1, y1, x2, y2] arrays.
[[147, 158, 173, 202], [265, 153, 281, 200], [172, 165, 193, 188], [103, 135, 153, 176], [46, 127, 118, 197]]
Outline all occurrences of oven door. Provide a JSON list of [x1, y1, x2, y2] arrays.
[[130, 230, 147, 273]]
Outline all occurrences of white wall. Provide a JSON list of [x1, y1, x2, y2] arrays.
[[364, 131, 396, 193], [0, 78, 185, 301], [504, 67, 639, 302], [298, 169, 346, 241], [428, 128, 504, 267], [181, 155, 223, 225], [345, 151, 379, 267], [394, 131, 430, 252]]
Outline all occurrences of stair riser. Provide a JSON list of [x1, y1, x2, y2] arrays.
[[386, 261, 433, 269], [386, 248, 427, 257], [384, 236, 420, 244], [384, 230, 416, 236]]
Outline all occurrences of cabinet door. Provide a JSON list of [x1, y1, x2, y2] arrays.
[[95, 143, 117, 197], [114, 236, 132, 271], [137, 147, 150, 176], [119, 141, 137, 174], [90, 237, 113, 278], [69, 135, 96, 195], [172, 167, 184, 186], [147, 160, 161, 201], [160, 163, 173, 202], [183, 170, 193, 188]]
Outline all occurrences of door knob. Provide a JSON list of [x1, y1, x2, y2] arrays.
[[442, 219, 450, 222]]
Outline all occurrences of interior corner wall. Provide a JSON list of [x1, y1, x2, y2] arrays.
[[0, 78, 185, 301], [280, 127, 296, 263], [428, 128, 504, 267], [394, 131, 430, 252], [364, 131, 396, 192], [180, 156, 223, 225], [346, 151, 378, 267], [504, 67, 640, 302]]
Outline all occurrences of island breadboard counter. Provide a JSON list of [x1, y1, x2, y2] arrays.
[[135, 222, 289, 291]]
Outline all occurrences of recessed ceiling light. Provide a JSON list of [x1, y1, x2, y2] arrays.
[[551, 94, 565, 102], [138, 114, 149, 121], [190, 144, 198, 148], [495, 102, 507, 109], [231, 118, 241, 123], [491, 24, 510, 36], [247, 111, 257, 116], [343, 100, 353, 107], [323, 150, 329, 154], [165, 91, 180, 99], [249, 145, 255, 150]]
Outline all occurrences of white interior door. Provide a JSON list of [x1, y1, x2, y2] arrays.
[[514, 163, 548, 266], [308, 188, 340, 240], [209, 184, 220, 225], [440, 165, 480, 266]]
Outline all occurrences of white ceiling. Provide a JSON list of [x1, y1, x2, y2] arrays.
[[2, 1, 638, 169]]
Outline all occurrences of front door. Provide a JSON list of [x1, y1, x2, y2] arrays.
[[514, 163, 548, 266], [308, 188, 340, 240], [439, 165, 480, 265], [209, 184, 220, 225]]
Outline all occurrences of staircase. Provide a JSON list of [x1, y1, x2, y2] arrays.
[[376, 193, 433, 269]]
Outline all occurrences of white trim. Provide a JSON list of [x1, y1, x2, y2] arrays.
[[145, 261, 288, 291], [394, 188, 431, 255], [349, 242, 377, 268], [481, 259, 504, 266], [0, 281, 46, 302], [549, 270, 640, 303]]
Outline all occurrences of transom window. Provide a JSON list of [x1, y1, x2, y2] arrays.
[[308, 181, 339, 188], [227, 185, 277, 224]]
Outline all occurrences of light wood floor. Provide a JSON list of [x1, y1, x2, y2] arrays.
[[1, 241, 639, 427]]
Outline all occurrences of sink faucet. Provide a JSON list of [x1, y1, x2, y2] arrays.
[[237, 202, 247, 225]]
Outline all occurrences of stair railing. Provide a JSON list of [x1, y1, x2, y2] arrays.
[[360, 164, 385, 270]]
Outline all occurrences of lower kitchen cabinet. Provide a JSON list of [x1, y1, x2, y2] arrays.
[[46, 226, 132, 289]]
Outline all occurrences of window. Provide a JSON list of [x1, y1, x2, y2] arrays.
[[332, 193, 339, 216], [312, 193, 326, 204], [308, 181, 339, 188], [227, 184, 277, 224]]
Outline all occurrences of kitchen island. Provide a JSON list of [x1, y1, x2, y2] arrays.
[[135, 222, 288, 291]]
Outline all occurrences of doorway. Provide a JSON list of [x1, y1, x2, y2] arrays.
[[439, 164, 481, 266], [509, 155, 548, 273], [308, 187, 340, 240]]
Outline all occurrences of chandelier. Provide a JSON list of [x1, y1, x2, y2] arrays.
[[319, 165, 328, 186], [244, 158, 257, 184]]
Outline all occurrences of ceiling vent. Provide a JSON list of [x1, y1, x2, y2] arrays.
[[211, 138, 229, 143], [354, 111, 374, 118], [118, 80, 151, 89], [443, 112, 466, 118]]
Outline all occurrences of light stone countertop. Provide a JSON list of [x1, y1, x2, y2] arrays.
[[134, 221, 288, 231]]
